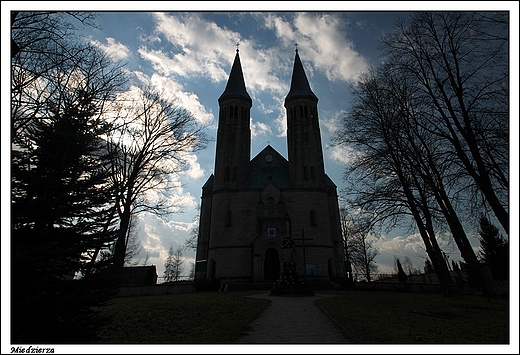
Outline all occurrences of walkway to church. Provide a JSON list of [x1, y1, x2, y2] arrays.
[[236, 292, 349, 344]]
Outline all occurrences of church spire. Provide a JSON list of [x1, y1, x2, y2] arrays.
[[284, 47, 325, 187], [285, 47, 318, 104], [214, 48, 252, 190], [219, 48, 252, 106]]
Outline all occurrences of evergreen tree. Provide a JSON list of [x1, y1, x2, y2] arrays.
[[424, 259, 435, 274], [163, 245, 176, 283], [396, 258, 408, 282], [11, 12, 125, 343], [11, 88, 119, 343], [478, 216, 508, 280]]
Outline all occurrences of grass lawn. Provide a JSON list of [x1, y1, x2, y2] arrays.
[[316, 290, 510, 344], [94, 290, 270, 344], [94, 289, 509, 344]]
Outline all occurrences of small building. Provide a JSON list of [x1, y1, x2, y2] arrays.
[[121, 265, 158, 286]]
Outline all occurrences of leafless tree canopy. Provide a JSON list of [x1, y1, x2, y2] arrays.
[[333, 12, 507, 296]]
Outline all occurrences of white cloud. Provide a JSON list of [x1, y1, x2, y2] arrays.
[[376, 233, 426, 258], [373, 233, 427, 273], [180, 153, 206, 180], [372, 230, 466, 274], [250, 118, 273, 139], [320, 110, 346, 135], [264, 13, 369, 83], [145, 13, 290, 99], [149, 73, 214, 126], [328, 144, 360, 167], [90, 37, 131, 60], [134, 212, 199, 277], [132, 71, 214, 126], [142, 13, 235, 82]]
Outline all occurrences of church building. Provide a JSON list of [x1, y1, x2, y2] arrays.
[[195, 48, 346, 284]]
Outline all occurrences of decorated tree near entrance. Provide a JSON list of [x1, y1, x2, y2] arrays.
[[270, 235, 313, 296]]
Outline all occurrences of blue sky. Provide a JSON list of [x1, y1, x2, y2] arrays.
[[3, 3, 518, 281]]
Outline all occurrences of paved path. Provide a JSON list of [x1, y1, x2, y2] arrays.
[[236, 292, 349, 344]]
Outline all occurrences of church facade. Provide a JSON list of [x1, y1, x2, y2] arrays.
[[195, 48, 346, 284]]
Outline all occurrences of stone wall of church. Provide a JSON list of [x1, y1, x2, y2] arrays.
[[205, 186, 345, 282]]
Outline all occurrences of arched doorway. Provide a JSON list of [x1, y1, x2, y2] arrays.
[[264, 248, 280, 280]]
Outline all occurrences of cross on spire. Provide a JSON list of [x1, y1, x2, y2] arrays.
[[235, 42, 240, 52], [294, 42, 298, 52]]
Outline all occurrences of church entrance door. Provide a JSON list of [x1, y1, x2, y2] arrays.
[[264, 248, 280, 280]]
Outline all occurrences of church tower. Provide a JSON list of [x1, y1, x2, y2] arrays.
[[195, 48, 346, 285], [284, 48, 326, 187], [213, 48, 252, 190]]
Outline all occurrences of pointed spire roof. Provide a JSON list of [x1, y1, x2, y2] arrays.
[[218, 49, 252, 105], [285, 49, 318, 104]]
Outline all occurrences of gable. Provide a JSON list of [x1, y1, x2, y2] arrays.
[[242, 145, 298, 189]]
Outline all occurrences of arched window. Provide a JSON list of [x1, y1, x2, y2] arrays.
[[224, 167, 230, 181], [277, 202, 285, 218], [303, 166, 308, 180], [257, 200, 265, 233], [300, 105, 303, 118], [310, 210, 316, 226], [310, 166, 315, 180], [225, 210, 232, 226], [232, 167, 237, 181], [267, 198, 274, 218], [234, 105, 238, 118]]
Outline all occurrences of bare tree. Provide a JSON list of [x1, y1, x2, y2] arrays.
[[164, 246, 185, 282], [381, 12, 508, 235], [184, 204, 200, 252], [11, 11, 98, 58], [172, 247, 185, 281], [11, 12, 117, 144], [340, 210, 379, 282], [333, 66, 455, 295], [189, 261, 196, 281], [124, 215, 143, 266], [339, 204, 358, 281], [106, 86, 208, 268], [379, 12, 506, 296]]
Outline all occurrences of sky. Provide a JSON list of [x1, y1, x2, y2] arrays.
[[78, 9, 434, 278], [2, 2, 518, 282]]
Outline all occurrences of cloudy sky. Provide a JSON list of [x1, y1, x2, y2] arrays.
[[3, 3, 518, 282], [82, 10, 429, 277]]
